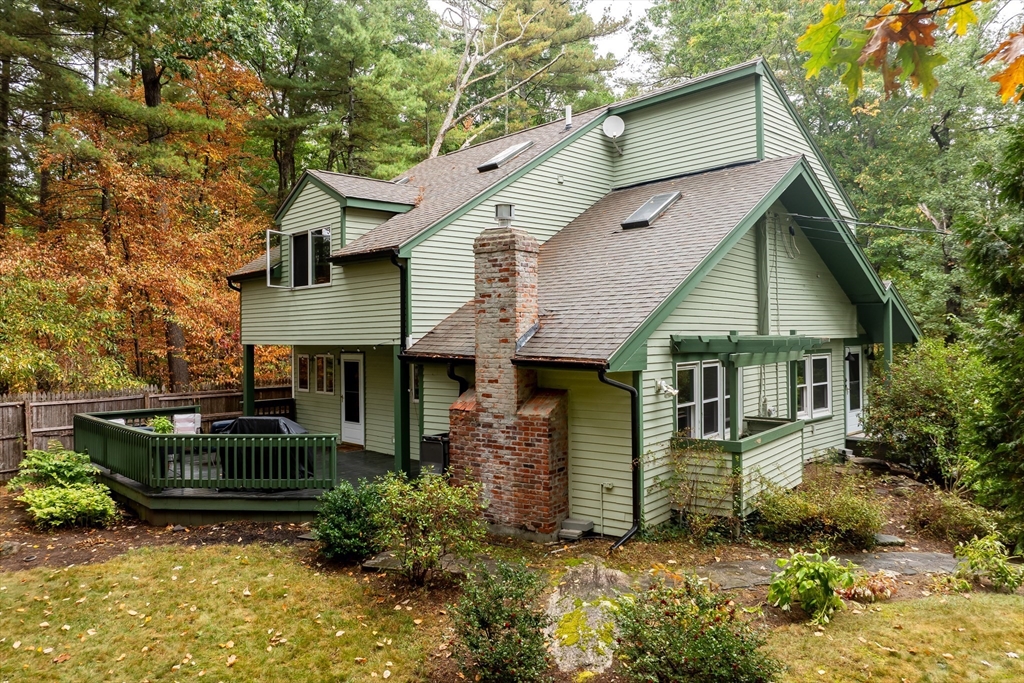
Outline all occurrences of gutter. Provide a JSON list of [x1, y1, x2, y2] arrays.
[[597, 368, 642, 551]]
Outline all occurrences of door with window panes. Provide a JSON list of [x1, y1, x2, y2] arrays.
[[844, 347, 863, 434], [340, 354, 364, 446]]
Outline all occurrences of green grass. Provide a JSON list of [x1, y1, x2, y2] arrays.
[[0, 545, 433, 682], [768, 592, 1024, 682]]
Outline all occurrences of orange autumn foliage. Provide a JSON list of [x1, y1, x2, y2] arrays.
[[4, 55, 287, 389]]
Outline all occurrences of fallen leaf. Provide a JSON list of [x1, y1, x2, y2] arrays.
[[335, 630, 345, 637], [943, 653, 954, 660], [128, 610, 138, 616], [413, 619, 422, 626], [383, 671, 391, 679], [53, 653, 71, 663], [87, 629, 97, 636], [1008, 652, 1020, 659], [43, 647, 53, 654], [61, 624, 70, 631], [226, 654, 237, 667], [39, 621, 50, 628], [355, 657, 367, 664], [117, 654, 126, 662], [242, 588, 251, 597], [13, 641, 21, 649]]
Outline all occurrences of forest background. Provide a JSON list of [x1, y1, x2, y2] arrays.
[[0, 0, 1022, 395]]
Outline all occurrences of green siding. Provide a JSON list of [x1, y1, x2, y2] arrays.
[[421, 363, 473, 438], [640, 204, 857, 527], [345, 208, 391, 243], [364, 346, 395, 456], [800, 340, 847, 462], [292, 346, 342, 439], [537, 369, 633, 536], [761, 81, 855, 220], [742, 428, 804, 514], [409, 126, 615, 338], [613, 78, 758, 188]]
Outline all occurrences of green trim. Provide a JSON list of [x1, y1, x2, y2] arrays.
[[393, 345, 411, 474], [758, 61, 860, 221], [883, 298, 894, 378], [788, 360, 798, 421], [633, 370, 644, 516], [671, 334, 829, 356], [339, 204, 347, 247], [274, 172, 414, 225], [692, 419, 805, 454], [803, 414, 833, 425], [755, 74, 765, 161], [886, 282, 923, 341], [609, 160, 806, 371], [397, 115, 608, 257], [416, 364, 425, 450], [608, 62, 762, 115], [243, 345, 255, 416]]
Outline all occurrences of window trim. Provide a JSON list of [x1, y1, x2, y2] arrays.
[[797, 353, 832, 419], [675, 360, 739, 440], [265, 227, 334, 289], [296, 354, 310, 392], [314, 354, 335, 395]]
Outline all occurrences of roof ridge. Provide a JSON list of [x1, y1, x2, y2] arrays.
[[307, 169, 408, 186]]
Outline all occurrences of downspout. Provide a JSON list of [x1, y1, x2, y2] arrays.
[[598, 368, 641, 551], [446, 362, 470, 395], [391, 251, 411, 473], [228, 279, 241, 292], [390, 251, 408, 352]]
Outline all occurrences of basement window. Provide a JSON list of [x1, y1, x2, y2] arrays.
[[477, 140, 535, 172], [266, 227, 332, 288], [621, 191, 681, 229]]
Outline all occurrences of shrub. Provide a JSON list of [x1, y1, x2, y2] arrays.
[[767, 551, 856, 625], [148, 416, 174, 434], [953, 534, 1024, 592], [615, 576, 781, 683], [837, 571, 899, 603], [752, 469, 884, 549], [371, 472, 486, 585], [862, 339, 991, 486], [653, 438, 736, 542], [313, 480, 385, 563], [451, 561, 551, 683], [17, 483, 118, 528], [908, 488, 998, 542], [7, 440, 98, 491]]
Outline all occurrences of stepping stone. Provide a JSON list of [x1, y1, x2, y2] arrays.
[[874, 533, 906, 547], [0, 541, 20, 557]]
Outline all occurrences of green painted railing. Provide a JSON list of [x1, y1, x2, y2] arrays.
[[73, 407, 338, 490]]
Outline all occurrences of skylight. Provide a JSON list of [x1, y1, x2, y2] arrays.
[[621, 191, 681, 229], [477, 140, 535, 172], [393, 177, 410, 185]]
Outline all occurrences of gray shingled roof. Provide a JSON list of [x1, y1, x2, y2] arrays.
[[406, 156, 802, 364], [306, 170, 421, 205], [334, 109, 605, 259]]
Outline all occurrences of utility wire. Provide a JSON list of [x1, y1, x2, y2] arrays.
[[781, 212, 946, 234]]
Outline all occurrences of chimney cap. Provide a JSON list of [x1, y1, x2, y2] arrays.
[[495, 203, 515, 228]]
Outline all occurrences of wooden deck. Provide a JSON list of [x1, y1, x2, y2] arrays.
[[100, 449, 418, 526]]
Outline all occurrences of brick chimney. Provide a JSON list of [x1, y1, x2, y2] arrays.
[[473, 226, 539, 417], [447, 218, 569, 540]]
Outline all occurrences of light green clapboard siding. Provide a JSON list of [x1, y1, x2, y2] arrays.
[[766, 206, 857, 337], [742, 428, 804, 514], [536, 369, 633, 536], [240, 182, 400, 347], [420, 363, 474, 438], [363, 346, 395, 456], [613, 78, 758, 188], [409, 125, 616, 338], [292, 346, 342, 438], [761, 81, 855, 220], [345, 208, 391, 243]]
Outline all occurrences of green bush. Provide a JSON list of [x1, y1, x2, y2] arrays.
[[752, 469, 884, 549], [451, 561, 551, 683], [148, 416, 174, 434], [615, 576, 781, 683], [767, 551, 856, 625], [371, 472, 487, 585], [7, 440, 98, 491], [862, 339, 991, 485], [314, 480, 385, 563], [953, 534, 1024, 592], [908, 488, 998, 542], [17, 483, 119, 528]]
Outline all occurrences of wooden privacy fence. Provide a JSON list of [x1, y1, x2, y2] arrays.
[[0, 385, 291, 479]]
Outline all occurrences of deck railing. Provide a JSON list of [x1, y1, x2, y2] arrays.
[[73, 406, 337, 490]]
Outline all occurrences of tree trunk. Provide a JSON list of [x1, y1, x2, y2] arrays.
[[273, 130, 299, 204], [39, 108, 51, 228], [0, 54, 10, 229], [165, 318, 191, 391]]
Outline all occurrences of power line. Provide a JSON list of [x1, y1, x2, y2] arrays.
[[780, 212, 947, 234]]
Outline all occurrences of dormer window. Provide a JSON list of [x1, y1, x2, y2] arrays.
[[621, 191, 681, 229], [477, 141, 535, 172], [266, 227, 332, 289]]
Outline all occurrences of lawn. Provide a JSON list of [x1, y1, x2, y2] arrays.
[[0, 544, 436, 682], [768, 592, 1024, 682]]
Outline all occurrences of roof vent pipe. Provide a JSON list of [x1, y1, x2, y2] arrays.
[[565, 104, 572, 130]]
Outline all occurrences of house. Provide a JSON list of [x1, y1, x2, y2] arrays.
[[227, 59, 920, 543]]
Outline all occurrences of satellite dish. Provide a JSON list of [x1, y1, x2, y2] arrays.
[[602, 115, 625, 139]]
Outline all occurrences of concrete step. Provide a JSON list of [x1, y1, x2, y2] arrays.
[[560, 518, 594, 532], [558, 528, 585, 541]]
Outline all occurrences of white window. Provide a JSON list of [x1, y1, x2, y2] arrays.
[[266, 227, 332, 288], [676, 361, 739, 439], [296, 354, 310, 392], [797, 354, 831, 418], [315, 354, 335, 394]]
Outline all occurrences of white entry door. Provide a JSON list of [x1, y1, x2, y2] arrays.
[[845, 346, 864, 435], [340, 354, 365, 446]]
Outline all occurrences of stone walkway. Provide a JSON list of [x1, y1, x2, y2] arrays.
[[697, 551, 958, 590]]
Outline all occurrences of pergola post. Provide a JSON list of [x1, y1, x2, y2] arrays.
[[787, 359, 798, 420], [242, 344, 255, 416], [727, 361, 740, 441]]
